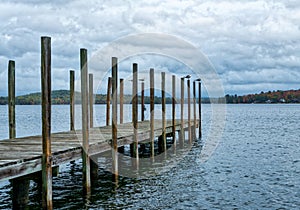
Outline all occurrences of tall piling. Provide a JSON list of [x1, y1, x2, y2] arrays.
[[89, 74, 94, 128], [70, 70, 75, 131], [172, 75, 176, 140], [161, 72, 166, 151], [150, 68, 155, 157], [141, 81, 145, 121], [8, 60, 16, 139], [80, 48, 91, 194], [187, 79, 191, 141], [120, 79, 124, 124], [106, 77, 112, 126], [193, 81, 197, 139], [180, 78, 185, 142], [41, 36, 53, 209], [132, 63, 139, 159], [111, 57, 118, 179], [198, 80, 202, 138]]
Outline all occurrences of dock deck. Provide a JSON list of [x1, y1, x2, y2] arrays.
[[0, 119, 191, 181]]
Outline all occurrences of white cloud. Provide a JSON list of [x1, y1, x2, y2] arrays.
[[0, 0, 299, 96]]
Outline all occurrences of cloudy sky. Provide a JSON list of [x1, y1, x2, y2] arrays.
[[0, 0, 299, 97]]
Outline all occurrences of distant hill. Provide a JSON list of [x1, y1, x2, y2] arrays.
[[225, 89, 300, 104]]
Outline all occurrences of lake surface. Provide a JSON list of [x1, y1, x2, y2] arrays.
[[0, 104, 299, 209]]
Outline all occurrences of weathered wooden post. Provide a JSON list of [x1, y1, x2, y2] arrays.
[[106, 77, 112, 126], [161, 72, 166, 151], [132, 63, 139, 159], [187, 78, 191, 141], [193, 81, 196, 139], [111, 57, 118, 179], [141, 80, 145, 121], [80, 48, 91, 194], [89, 74, 94, 128], [172, 75, 176, 141], [180, 77, 185, 142], [198, 79, 202, 138], [41, 36, 53, 209], [120, 78, 124, 124], [150, 68, 155, 157], [8, 60, 16, 139], [70, 70, 75, 131]]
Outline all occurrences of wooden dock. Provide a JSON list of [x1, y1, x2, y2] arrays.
[[1, 36, 202, 209], [0, 119, 191, 182]]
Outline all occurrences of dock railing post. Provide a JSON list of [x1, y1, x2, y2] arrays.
[[41, 36, 53, 210], [80, 48, 91, 194], [141, 80, 145, 121], [120, 78, 124, 124], [132, 63, 139, 159], [106, 77, 112, 126], [187, 78, 191, 142], [180, 77, 185, 142], [112, 57, 118, 180], [161, 72, 166, 151], [89, 74, 94, 128], [193, 81, 197, 139], [150, 68, 155, 157], [172, 75, 176, 141], [70, 70, 75, 131], [198, 80, 202, 138], [8, 60, 16, 139]]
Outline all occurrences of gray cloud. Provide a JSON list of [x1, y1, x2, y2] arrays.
[[0, 0, 299, 96]]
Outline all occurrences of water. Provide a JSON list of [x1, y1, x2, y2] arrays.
[[0, 104, 299, 209]]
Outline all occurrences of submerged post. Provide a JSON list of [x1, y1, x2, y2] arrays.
[[8, 60, 16, 139], [41, 36, 53, 209], [106, 77, 112, 126], [150, 68, 155, 157], [112, 57, 118, 178], [70, 70, 75, 131], [132, 63, 138, 159], [198, 80, 202, 138], [120, 78, 124, 124], [172, 75, 176, 140], [161, 72, 166, 151], [80, 48, 91, 194], [141, 81, 145, 121], [89, 74, 93, 128]]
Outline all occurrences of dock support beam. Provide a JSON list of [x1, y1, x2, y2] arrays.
[[89, 74, 94, 128], [161, 72, 166, 151], [8, 60, 16, 139], [141, 81, 145, 121], [120, 78, 124, 124], [193, 81, 197, 139], [180, 77, 185, 142], [198, 80, 202, 138], [112, 57, 118, 179], [41, 36, 53, 209], [70, 70, 75, 131], [106, 77, 112, 126], [187, 79, 191, 142], [132, 63, 139, 159], [12, 178, 30, 210], [80, 48, 91, 194], [150, 68, 155, 157], [172, 75, 176, 141]]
